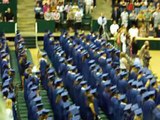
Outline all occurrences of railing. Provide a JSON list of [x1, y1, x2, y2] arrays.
[[35, 22, 38, 48], [15, 22, 17, 34]]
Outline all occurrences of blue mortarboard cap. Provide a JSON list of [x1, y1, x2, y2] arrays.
[[139, 87, 147, 93], [2, 73, 8, 80], [137, 81, 143, 88], [146, 74, 153, 79], [128, 79, 134, 84], [131, 104, 139, 111], [90, 88, 97, 94], [134, 108, 142, 116], [66, 58, 72, 62], [54, 78, 62, 84], [110, 85, 117, 92], [27, 81, 33, 89], [25, 61, 31, 67], [57, 88, 64, 94], [69, 105, 80, 115], [142, 92, 149, 99], [42, 109, 50, 114], [36, 103, 43, 108], [10, 69, 15, 73], [37, 110, 42, 116], [48, 68, 55, 74], [101, 73, 109, 79], [89, 64, 96, 70], [8, 93, 14, 99], [69, 66, 76, 71], [1, 53, 8, 58], [71, 115, 81, 120], [48, 75, 54, 80], [132, 81, 138, 87], [148, 90, 155, 96], [18, 45, 24, 50], [63, 101, 71, 109], [106, 58, 112, 63], [80, 81, 87, 85], [2, 81, 9, 88], [59, 57, 65, 62], [61, 91, 68, 97], [120, 71, 128, 77], [150, 79, 156, 86], [115, 50, 120, 54], [124, 104, 132, 111], [76, 76, 83, 81], [35, 71, 40, 74], [104, 80, 111, 87], [31, 86, 38, 91], [138, 68, 143, 74], [119, 94, 126, 101], [88, 60, 95, 65], [107, 48, 114, 52], [84, 86, 91, 91], [33, 96, 42, 102], [0, 49, 5, 53], [30, 92, 37, 99], [42, 52, 47, 57], [6, 78, 12, 82], [2, 88, 9, 93]]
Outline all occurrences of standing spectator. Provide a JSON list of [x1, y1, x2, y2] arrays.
[[85, 0, 93, 15], [67, 9, 75, 32], [156, 24, 160, 37], [34, 2, 43, 19], [128, 25, 139, 39], [121, 9, 129, 27], [52, 10, 61, 31], [134, 0, 141, 14], [131, 37, 139, 57], [74, 9, 83, 30], [136, 10, 145, 27], [144, 9, 152, 27], [0, 13, 3, 22], [140, 2, 147, 11], [147, 23, 156, 37], [44, 8, 52, 21], [110, 20, 119, 37], [129, 10, 137, 27], [4, 8, 14, 22], [97, 13, 107, 38], [111, 7, 120, 23], [120, 52, 130, 71], [120, 29, 127, 53], [148, 2, 156, 13], [139, 23, 147, 37], [119, 0, 127, 13], [127, 1, 134, 14], [64, 2, 72, 20], [152, 8, 160, 31], [57, 2, 64, 22], [43, 3, 50, 13]]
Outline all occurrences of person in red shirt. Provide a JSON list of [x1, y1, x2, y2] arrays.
[[127, 1, 134, 14]]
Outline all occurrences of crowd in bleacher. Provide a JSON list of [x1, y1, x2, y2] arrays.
[[110, 0, 160, 38], [0, 33, 17, 120], [42, 30, 160, 120]]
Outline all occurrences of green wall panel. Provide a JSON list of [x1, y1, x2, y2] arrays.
[[37, 20, 55, 32], [0, 22, 15, 33]]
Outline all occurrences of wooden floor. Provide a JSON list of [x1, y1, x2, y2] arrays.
[[150, 51, 160, 79]]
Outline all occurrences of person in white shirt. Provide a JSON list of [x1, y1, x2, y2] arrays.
[[128, 25, 139, 39], [120, 9, 129, 27], [5, 99, 13, 120], [98, 13, 107, 37], [120, 31, 127, 53], [110, 20, 119, 36], [74, 9, 83, 30], [85, 0, 93, 14]]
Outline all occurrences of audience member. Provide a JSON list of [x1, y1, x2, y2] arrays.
[[44, 8, 52, 21], [34, 2, 43, 19], [111, 7, 120, 23], [110, 20, 119, 37], [139, 23, 147, 37], [74, 9, 83, 30], [120, 9, 129, 27], [147, 23, 156, 37], [128, 25, 139, 39], [4, 8, 14, 22], [85, 0, 93, 14]]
